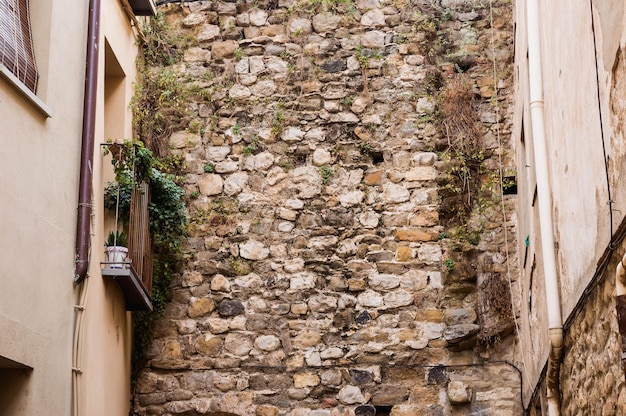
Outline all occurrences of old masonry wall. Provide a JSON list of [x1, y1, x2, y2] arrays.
[[132, 0, 521, 415]]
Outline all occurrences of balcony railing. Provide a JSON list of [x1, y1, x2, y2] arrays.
[[129, 182, 153, 294], [102, 181, 153, 311]]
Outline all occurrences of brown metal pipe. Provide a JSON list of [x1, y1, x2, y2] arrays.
[[75, 0, 101, 282]]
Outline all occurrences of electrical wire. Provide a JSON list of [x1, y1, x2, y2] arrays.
[[72, 195, 94, 416], [589, 0, 614, 244]]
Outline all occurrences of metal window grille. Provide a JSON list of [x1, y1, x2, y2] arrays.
[[0, 0, 38, 92]]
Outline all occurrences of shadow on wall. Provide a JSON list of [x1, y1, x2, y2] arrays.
[[0, 359, 32, 415]]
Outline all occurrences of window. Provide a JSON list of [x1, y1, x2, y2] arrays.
[[0, 0, 38, 92]]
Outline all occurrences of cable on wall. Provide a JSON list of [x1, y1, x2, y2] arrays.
[[488, 0, 533, 396]]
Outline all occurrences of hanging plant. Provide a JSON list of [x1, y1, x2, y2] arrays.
[[103, 139, 187, 380], [103, 140, 187, 241]]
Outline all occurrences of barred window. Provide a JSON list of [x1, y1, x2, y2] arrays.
[[0, 0, 38, 92]]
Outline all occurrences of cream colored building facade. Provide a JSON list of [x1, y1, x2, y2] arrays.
[[0, 0, 154, 414], [514, 0, 626, 413]]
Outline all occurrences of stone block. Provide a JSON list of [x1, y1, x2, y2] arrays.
[[294, 372, 320, 388], [384, 290, 414, 308], [183, 47, 211, 62], [188, 297, 215, 318], [255, 335, 281, 351], [212, 40, 239, 59], [372, 385, 409, 405], [195, 334, 223, 356], [218, 300, 245, 317], [198, 174, 223, 196], [210, 274, 230, 292], [293, 330, 322, 348], [444, 308, 477, 325], [444, 324, 480, 344], [338, 385, 366, 405], [368, 273, 400, 290], [395, 228, 433, 242], [239, 240, 269, 260], [396, 246, 413, 262], [313, 13, 342, 33], [447, 381, 472, 404], [224, 333, 253, 356]]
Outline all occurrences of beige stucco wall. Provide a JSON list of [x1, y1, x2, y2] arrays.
[[514, 0, 626, 408], [0, 0, 88, 414], [0, 0, 141, 415]]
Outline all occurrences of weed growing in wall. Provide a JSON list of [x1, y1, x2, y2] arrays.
[[477, 273, 514, 343], [290, 0, 355, 14], [319, 165, 333, 185], [131, 12, 203, 158]]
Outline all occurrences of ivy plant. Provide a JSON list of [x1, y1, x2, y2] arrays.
[[104, 139, 187, 380]]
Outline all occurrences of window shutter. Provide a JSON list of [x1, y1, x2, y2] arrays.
[[0, 0, 38, 92]]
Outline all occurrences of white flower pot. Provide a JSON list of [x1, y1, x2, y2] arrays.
[[105, 246, 128, 268]]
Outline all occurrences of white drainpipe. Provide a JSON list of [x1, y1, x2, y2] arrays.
[[526, 0, 564, 414]]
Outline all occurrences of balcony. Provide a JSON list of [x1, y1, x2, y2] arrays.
[[102, 183, 153, 311], [128, 0, 156, 16]]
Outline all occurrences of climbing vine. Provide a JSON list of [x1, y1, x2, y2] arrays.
[[104, 140, 187, 381]]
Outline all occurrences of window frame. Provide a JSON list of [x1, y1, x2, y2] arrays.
[[0, 0, 51, 117]]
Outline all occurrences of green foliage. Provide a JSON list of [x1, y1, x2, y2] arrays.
[[189, 198, 239, 233], [188, 119, 204, 135], [103, 140, 187, 382], [132, 13, 204, 157], [340, 95, 354, 108], [444, 259, 455, 273], [232, 123, 242, 135], [279, 159, 294, 169], [105, 230, 128, 247], [235, 47, 243, 61], [130, 68, 194, 157], [104, 142, 187, 244], [203, 163, 215, 173], [141, 12, 196, 67], [229, 255, 252, 276], [271, 110, 285, 137], [319, 165, 333, 185], [243, 135, 260, 155], [290, 0, 355, 14], [355, 46, 370, 70]]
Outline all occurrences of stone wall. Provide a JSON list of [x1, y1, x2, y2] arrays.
[[560, 246, 626, 415], [132, 0, 520, 415]]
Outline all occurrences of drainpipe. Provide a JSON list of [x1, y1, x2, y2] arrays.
[[74, 0, 101, 282], [526, 0, 564, 414]]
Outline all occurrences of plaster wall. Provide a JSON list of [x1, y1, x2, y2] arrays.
[[0, 0, 142, 414], [0, 0, 88, 414], [514, 0, 626, 408]]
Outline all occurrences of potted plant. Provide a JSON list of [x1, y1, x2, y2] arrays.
[[105, 230, 128, 268]]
